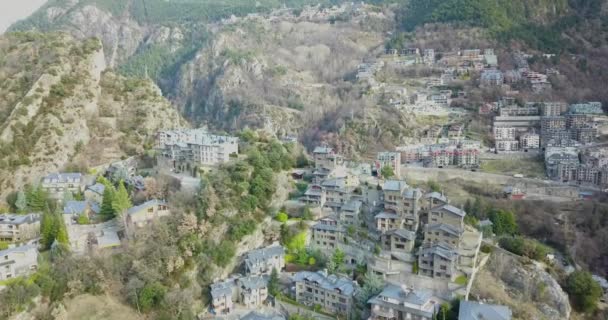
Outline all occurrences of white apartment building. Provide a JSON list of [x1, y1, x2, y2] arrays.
[[377, 152, 402, 178], [493, 126, 516, 140], [0, 213, 40, 242], [0, 244, 38, 280], [520, 133, 540, 150], [157, 129, 239, 166]]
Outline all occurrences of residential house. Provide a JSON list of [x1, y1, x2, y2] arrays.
[[368, 284, 439, 320], [311, 217, 344, 251], [41, 173, 84, 198], [427, 204, 465, 229], [375, 211, 402, 233], [339, 200, 362, 227], [0, 214, 40, 242], [211, 278, 236, 314], [322, 178, 352, 212], [425, 204, 466, 247], [381, 229, 416, 254], [0, 244, 38, 280], [125, 199, 170, 229], [313, 146, 343, 170], [84, 183, 105, 204], [293, 270, 356, 318], [424, 192, 448, 211], [300, 184, 326, 207], [418, 243, 458, 280], [458, 301, 512, 320], [237, 275, 269, 309], [244, 245, 285, 276]]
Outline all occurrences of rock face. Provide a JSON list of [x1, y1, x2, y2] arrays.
[[471, 251, 571, 320], [0, 32, 185, 201]]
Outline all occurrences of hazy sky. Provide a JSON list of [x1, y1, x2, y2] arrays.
[[0, 0, 48, 34]]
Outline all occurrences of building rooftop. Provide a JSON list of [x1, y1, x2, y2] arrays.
[[126, 199, 167, 216], [458, 300, 512, 320], [86, 183, 105, 195], [238, 275, 268, 290], [313, 146, 334, 154], [383, 180, 408, 192], [375, 211, 400, 219], [0, 243, 38, 256], [403, 188, 422, 200], [434, 204, 466, 217], [425, 192, 447, 203], [43, 172, 82, 183], [425, 223, 462, 237], [292, 271, 356, 296], [0, 213, 40, 225], [240, 311, 285, 320], [368, 284, 436, 318], [245, 245, 285, 272], [388, 229, 416, 241], [63, 201, 100, 215], [419, 243, 458, 260], [210, 279, 235, 298]]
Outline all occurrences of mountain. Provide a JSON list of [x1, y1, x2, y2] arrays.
[[0, 31, 185, 199]]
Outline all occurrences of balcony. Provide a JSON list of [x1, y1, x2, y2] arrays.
[[372, 305, 396, 318]]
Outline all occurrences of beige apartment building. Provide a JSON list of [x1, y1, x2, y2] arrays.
[[0, 214, 40, 242]]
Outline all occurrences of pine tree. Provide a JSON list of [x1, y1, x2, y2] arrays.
[[62, 191, 74, 204], [268, 268, 280, 296], [40, 212, 57, 249], [54, 212, 69, 245], [100, 185, 116, 218], [27, 185, 48, 212], [15, 191, 27, 213], [112, 181, 132, 217]]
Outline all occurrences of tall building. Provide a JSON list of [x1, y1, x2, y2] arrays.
[[0, 214, 40, 242], [157, 129, 239, 167], [293, 271, 356, 318]]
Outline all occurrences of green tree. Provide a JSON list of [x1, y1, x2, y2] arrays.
[[356, 272, 384, 307], [275, 212, 288, 223], [26, 185, 48, 212], [138, 282, 167, 312], [332, 248, 345, 271], [15, 191, 27, 213], [54, 212, 69, 245], [565, 271, 602, 312], [381, 165, 395, 178], [112, 181, 132, 216], [268, 268, 280, 296], [490, 209, 518, 235], [40, 212, 56, 249], [62, 191, 74, 204], [100, 185, 116, 218]]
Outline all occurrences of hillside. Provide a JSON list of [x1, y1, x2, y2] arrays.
[[0, 32, 185, 200]]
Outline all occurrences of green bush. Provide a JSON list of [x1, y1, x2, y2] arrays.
[[564, 271, 603, 313], [275, 212, 289, 223]]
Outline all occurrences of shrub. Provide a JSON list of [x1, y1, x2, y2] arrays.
[[564, 271, 602, 312], [275, 212, 289, 223]]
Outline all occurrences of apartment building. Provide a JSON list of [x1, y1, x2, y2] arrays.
[[418, 243, 458, 280], [237, 275, 269, 309], [339, 200, 362, 227], [157, 129, 239, 167], [424, 223, 462, 248], [368, 284, 438, 320], [375, 211, 402, 233], [377, 152, 402, 178], [496, 140, 519, 152], [210, 275, 269, 315], [244, 245, 285, 276], [300, 184, 326, 207], [493, 126, 516, 140], [0, 213, 40, 242], [540, 102, 568, 116], [313, 146, 343, 170], [0, 244, 38, 280], [41, 172, 84, 198], [311, 218, 344, 251], [480, 69, 504, 86], [381, 229, 416, 254], [322, 178, 352, 212], [293, 271, 356, 318], [427, 204, 465, 229], [520, 132, 540, 150]]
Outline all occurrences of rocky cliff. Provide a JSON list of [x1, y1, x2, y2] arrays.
[[0, 32, 185, 201], [471, 251, 571, 320]]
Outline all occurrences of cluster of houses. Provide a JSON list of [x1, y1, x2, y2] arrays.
[[396, 140, 481, 169], [491, 99, 604, 153], [0, 160, 176, 282], [156, 128, 239, 175], [480, 51, 552, 92], [290, 146, 488, 319], [546, 146, 608, 189]]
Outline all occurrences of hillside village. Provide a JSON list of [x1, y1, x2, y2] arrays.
[[1, 1, 608, 320]]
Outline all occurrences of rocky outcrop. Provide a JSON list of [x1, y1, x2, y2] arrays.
[[0, 32, 185, 202], [472, 251, 571, 320]]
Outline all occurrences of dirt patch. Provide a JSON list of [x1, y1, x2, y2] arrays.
[[66, 294, 142, 320]]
